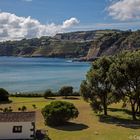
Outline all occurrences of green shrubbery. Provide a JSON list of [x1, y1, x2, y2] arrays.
[[44, 89, 55, 99], [58, 86, 73, 98], [42, 101, 79, 126], [11, 93, 43, 97], [10, 87, 79, 99], [0, 88, 9, 102]]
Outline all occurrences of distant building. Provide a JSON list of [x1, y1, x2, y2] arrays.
[[0, 112, 36, 140]]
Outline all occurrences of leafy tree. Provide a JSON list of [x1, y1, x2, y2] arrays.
[[44, 89, 54, 99], [80, 56, 113, 115], [42, 101, 79, 126], [108, 50, 140, 120], [0, 88, 9, 102], [58, 86, 73, 98]]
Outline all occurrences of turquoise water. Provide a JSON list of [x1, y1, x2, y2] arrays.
[[0, 57, 90, 93]]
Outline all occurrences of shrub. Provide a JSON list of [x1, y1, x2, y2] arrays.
[[44, 89, 54, 99], [58, 86, 73, 98], [18, 106, 27, 112], [18, 107, 21, 111], [0, 88, 9, 102], [32, 104, 37, 109], [42, 101, 79, 126], [11, 93, 43, 97], [3, 107, 13, 112]]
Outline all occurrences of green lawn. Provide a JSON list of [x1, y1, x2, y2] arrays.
[[1, 97, 140, 140]]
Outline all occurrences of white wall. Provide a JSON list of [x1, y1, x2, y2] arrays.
[[0, 122, 34, 139]]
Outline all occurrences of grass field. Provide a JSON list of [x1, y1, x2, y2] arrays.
[[0, 97, 140, 140]]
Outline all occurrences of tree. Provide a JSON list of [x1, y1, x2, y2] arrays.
[[44, 89, 54, 99], [0, 88, 9, 102], [80, 56, 113, 115], [42, 101, 79, 126], [108, 51, 140, 120], [21, 106, 27, 112], [58, 86, 73, 98]]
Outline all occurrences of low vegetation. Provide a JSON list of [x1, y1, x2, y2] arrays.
[[58, 86, 73, 99], [11, 87, 79, 98], [44, 90, 55, 99], [42, 101, 79, 126], [0, 88, 9, 102]]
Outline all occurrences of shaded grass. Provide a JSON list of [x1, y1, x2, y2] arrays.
[[51, 122, 88, 131], [98, 114, 140, 129]]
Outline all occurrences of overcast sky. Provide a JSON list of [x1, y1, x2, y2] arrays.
[[0, 0, 140, 41]]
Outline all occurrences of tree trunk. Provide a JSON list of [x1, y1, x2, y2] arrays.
[[131, 104, 137, 120], [103, 93, 108, 116]]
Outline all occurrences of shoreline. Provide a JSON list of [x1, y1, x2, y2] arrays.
[[0, 55, 97, 62]]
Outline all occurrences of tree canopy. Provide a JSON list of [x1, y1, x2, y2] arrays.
[[0, 88, 9, 102], [81, 50, 140, 120], [109, 50, 140, 120], [58, 86, 73, 98], [80, 56, 113, 115], [42, 101, 79, 126]]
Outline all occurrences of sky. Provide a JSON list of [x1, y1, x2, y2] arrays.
[[0, 0, 140, 41]]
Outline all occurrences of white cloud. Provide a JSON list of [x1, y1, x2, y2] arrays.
[[0, 12, 79, 41], [62, 18, 79, 28], [108, 0, 140, 21]]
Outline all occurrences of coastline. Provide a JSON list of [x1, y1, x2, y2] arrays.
[[0, 55, 97, 62]]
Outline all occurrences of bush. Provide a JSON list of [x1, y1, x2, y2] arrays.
[[0, 88, 9, 102], [42, 101, 79, 126], [3, 107, 13, 112], [32, 104, 37, 109], [19, 106, 27, 112], [44, 89, 54, 99], [58, 86, 73, 98], [11, 93, 43, 97]]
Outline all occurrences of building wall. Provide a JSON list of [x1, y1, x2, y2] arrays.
[[0, 122, 35, 139]]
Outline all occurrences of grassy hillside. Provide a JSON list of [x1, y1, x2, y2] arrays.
[[0, 30, 140, 59], [1, 97, 140, 140], [0, 30, 119, 58]]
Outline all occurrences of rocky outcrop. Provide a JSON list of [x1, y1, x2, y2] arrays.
[[0, 30, 140, 60]]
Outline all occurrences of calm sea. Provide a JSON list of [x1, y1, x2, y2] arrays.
[[0, 57, 90, 93]]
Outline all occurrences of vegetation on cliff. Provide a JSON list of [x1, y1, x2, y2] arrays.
[[0, 30, 140, 59]]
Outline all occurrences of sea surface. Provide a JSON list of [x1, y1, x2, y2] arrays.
[[0, 57, 90, 93]]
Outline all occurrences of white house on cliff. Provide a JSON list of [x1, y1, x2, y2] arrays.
[[0, 112, 36, 140]]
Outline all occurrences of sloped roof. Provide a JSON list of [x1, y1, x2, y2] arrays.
[[0, 112, 35, 122]]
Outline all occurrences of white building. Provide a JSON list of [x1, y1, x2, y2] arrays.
[[0, 112, 36, 140]]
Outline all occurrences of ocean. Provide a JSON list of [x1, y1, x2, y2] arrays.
[[0, 57, 90, 93]]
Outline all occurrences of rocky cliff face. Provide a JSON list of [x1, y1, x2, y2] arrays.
[[0, 30, 139, 59], [85, 30, 140, 60]]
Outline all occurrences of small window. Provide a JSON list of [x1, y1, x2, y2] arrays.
[[13, 126, 22, 133]]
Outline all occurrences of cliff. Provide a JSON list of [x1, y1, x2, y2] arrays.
[[0, 29, 139, 59]]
